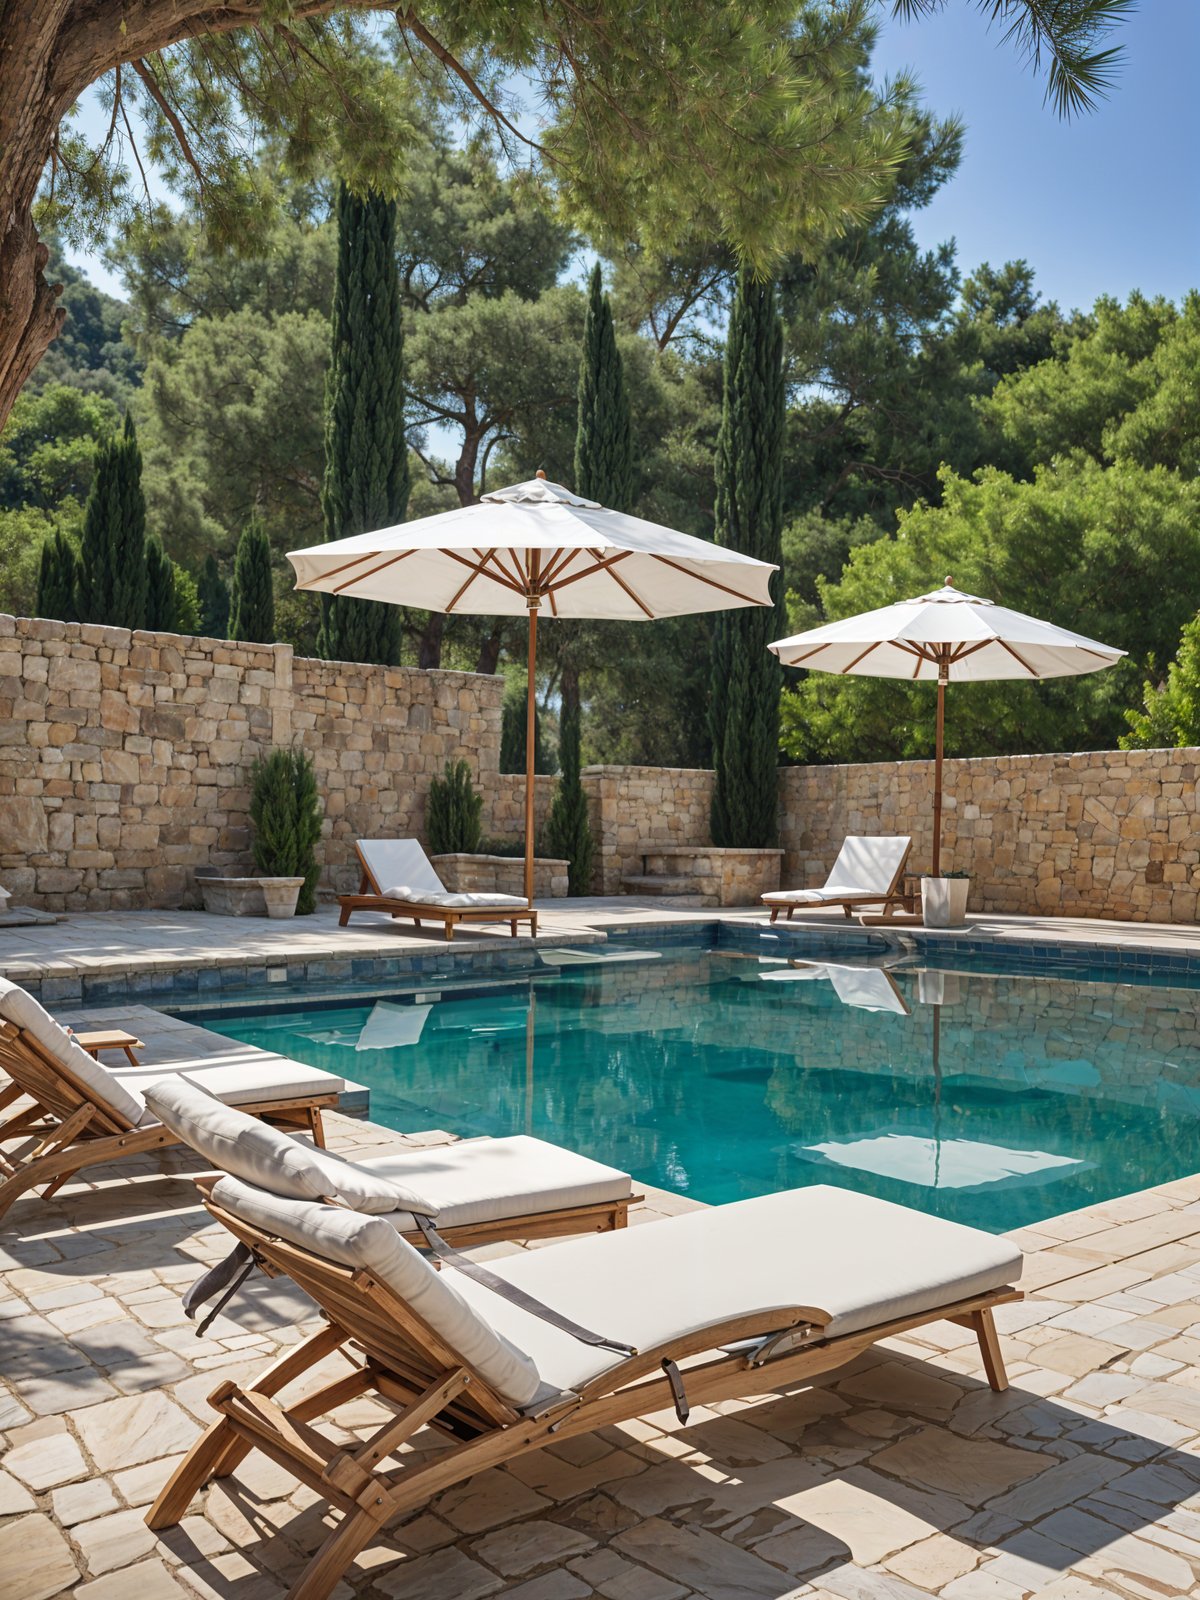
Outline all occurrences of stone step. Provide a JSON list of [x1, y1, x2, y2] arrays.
[[619, 874, 713, 906]]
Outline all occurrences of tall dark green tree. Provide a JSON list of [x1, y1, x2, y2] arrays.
[[544, 694, 595, 895], [144, 534, 178, 631], [709, 270, 785, 848], [499, 686, 553, 775], [318, 184, 407, 666], [575, 263, 633, 509], [35, 530, 79, 622], [76, 412, 147, 628], [198, 553, 230, 637], [230, 517, 276, 644]]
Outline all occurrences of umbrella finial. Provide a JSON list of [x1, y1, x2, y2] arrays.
[[536, 468, 547, 480], [945, 575, 954, 587]]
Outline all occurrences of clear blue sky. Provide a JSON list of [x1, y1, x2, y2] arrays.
[[66, 2, 1196, 314], [869, 0, 1198, 312]]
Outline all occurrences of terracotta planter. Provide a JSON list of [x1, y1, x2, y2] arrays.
[[921, 876, 970, 929], [196, 873, 304, 918]]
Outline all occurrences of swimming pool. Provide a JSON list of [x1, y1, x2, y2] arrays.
[[197, 936, 1200, 1232]]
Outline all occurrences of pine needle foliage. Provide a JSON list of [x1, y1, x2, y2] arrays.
[[1122, 613, 1200, 751], [198, 554, 230, 638], [426, 760, 483, 856], [249, 748, 323, 915], [36, 530, 79, 623], [709, 270, 785, 849], [77, 412, 147, 628], [230, 517, 276, 644], [544, 693, 595, 894], [318, 183, 407, 666]]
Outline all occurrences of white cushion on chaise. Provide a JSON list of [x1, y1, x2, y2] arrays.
[[763, 835, 912, 906], [210, 1175, 1022, 1410], [357, 838, 526, 909]]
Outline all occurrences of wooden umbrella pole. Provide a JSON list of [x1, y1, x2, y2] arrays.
[[524, 600, 539, 906], [932, 669, 946, 877]]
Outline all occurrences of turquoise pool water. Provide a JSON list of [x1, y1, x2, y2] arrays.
[[199, 942, 1200, 1232]]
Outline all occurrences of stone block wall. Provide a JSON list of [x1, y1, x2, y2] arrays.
[[0, 615, 503, 911], [778, 748, 1200, 923], [583, 766, 715, 893]]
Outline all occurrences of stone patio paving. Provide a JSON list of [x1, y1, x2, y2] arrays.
[[8, 905, 1200, 1598]]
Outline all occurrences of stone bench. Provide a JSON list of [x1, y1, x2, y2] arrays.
[[621, 845, 783, 907]]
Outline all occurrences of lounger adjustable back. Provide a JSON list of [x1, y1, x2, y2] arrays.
[[210, 1172, 543, 1411], [823, 835, 911, 896], [143, 1081, 437, 1216], [356, 839, 444, 898], [0, 978, 146, 1129], [825, 966, 910, 1016]]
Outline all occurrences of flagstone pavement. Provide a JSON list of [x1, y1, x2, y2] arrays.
[[8, 1100, 1200, 1600]]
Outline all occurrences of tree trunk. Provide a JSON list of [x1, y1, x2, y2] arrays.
[[475, 622, 505, 675], [417, 612, 445, 668]]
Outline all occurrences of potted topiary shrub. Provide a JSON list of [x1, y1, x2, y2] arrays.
[[920, 871, 971, 930], [248, 748, 323, 917]]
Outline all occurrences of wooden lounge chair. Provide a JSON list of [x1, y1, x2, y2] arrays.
[[761, 961, 912, 1015], [0, 978, 342, 1223], [763, 835, 913, 922], [148, 1172, 1023, 1600], [145, 1079, 638, 1250], [337, 839, 537, 940]]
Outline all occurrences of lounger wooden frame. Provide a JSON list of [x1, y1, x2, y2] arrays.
[[764, 841, 914, 923], [338, 846, 537, 940], [0, 1020, 338, 1222], [148, 1183, 1021, 1600]]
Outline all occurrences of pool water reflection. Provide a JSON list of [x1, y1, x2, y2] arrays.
[[199, 945, 1200, 1232]]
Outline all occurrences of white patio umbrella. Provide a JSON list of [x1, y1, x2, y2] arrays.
[[769, 580, 1125, 875], [288, 474, 777, 902]]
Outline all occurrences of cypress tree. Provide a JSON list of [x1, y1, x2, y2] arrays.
[[35, 530, 79, 622], [198, 553, 230, 637], [144, 535, 178, 631], [544, 693, 595, 895], [318, 183, 407, 665], [250, 748, 323, 914], [709, 269, 785, 849], [77, 412, 147, 629], [500, 685, 552, 775], [574, 263, 632, 510], [230, 517, 276, 644]]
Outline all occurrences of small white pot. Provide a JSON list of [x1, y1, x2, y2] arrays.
[[259, 878, 305, 919], [921, 876, 970, 929]]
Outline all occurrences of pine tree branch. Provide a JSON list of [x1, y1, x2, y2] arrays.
[[394, 8, 547, 156], [132, 57, 206, 191]]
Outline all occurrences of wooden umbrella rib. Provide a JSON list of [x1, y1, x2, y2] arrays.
[[600, 560, 655, 619], [538, 548, 583, 590], [488, 548, 530, 594], [649, 554, 766, 607], [996, 638, 1040, 677], [330, 550, 416, 595], [549, 551, 635, 593], [441, 548, 527, 599], [839, 640, 885, 675], [445, 549, 499, 613]]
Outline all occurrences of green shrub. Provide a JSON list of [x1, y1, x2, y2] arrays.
[[544, 694, 595, 894], [249, 748, 323, 914], [426, 759, 483, 855]]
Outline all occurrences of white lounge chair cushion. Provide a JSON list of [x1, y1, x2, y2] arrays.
[[763, 835, 911, 905], [447, 1185, 1023, 1398], [358, 1135, 631, 1231], [144, 1081, 434, 1215], [379, 886, 527, 910], [211, 1174, 542, 1408], [357, 839, 445, 898], [118, 1054, 343, 1117], [0, 978, 146, 1126]]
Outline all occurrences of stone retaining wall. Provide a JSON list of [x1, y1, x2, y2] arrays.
[[778, 748, 1200, 923], [584, 766, 715, 893], [0, 615, 503, 910]]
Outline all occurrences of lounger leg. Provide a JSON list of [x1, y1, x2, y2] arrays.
[[445, 919, 454, 942], [530, 912, 538, 937], [769, 908, 779, 924], [970, 1308, 1008, 1392], [308, 1106, 328, 1151], [147, 1323, 349, 1528], [338, 905, 352, 927], [289, 1506, 382, 1600]]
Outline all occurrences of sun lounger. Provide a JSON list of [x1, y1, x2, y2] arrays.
[[763, 835, 913, 921], [760, 961, 911, 1014], [0, 979, 342, 1222], [145, 1080, 637, 1248], [337, 838, 537, 940], [148, 1169, 1022, 1600]]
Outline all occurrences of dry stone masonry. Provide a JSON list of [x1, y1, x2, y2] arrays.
[[1, 614, 1196, 919]]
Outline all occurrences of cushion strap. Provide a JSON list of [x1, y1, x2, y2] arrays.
[[411, 1212, 636, 1356], [183, 1242, 258, 1337]]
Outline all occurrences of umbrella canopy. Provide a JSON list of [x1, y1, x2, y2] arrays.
[[769, 580, 1124, 876], [289, 475, 777, 902]]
